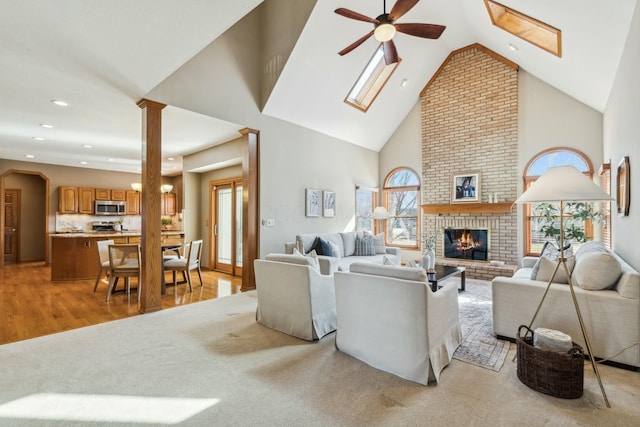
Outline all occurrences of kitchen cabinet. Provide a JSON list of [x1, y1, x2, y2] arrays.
[[111, 189, 126, 201], [51, 236, 104, 281], [95, 189, 111, 200], [125, 190, 140, 215], [51, 232, 184, 280], [162, 193, 177, 216], [78, 187, 95, 214], [58, 186, 78, 214]]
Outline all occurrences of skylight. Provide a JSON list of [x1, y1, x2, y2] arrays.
[[345, 44, 401, 112], [484, 0, 562, 57]]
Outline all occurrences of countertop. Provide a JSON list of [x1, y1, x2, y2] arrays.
[[51, 230, 184, 238]]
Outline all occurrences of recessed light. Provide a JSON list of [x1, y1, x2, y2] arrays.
[[400, 78, 408, 88], [51, 100, 68, 107], [81, 144, 93, 148], [107, 158, 115, 162], [508, 43, 519, 52], [167, 157, 174, 161], [40, 123, 54, 129], [25, 154, 35, 159], [33, 137, 45, 141], [79, 161, 87, 165]]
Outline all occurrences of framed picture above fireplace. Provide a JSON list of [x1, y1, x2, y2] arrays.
[[451, 171, 480, 203]]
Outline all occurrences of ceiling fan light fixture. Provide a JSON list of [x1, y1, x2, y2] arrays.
[[374, 23, 396, 42]]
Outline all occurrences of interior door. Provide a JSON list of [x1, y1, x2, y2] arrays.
[[211, 179, 243, 276], [3, 189, 20, 264]]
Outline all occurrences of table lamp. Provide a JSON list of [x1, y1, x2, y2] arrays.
[[515, 165, 613, 407]]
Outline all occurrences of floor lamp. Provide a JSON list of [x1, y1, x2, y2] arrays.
[[515, 165, 613, 408]]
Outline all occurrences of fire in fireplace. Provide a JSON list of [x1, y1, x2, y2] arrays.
[[443, 228, 489, 261]]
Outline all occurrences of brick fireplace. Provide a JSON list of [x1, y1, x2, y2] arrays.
[[420, 44, 519, 279]]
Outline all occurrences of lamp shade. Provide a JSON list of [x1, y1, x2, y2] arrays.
[[372, 206, 390, 219], [515, 166, 613, 203], [161, 184, 173, 193], [131, 182, 142, 192]]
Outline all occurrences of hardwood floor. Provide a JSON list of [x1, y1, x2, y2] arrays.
[[0, 262, 243, 345]]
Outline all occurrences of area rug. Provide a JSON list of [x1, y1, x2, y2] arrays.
[[449, 277, 511, 372]]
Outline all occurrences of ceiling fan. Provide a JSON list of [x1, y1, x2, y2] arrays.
[[335, 0, 446, 65]]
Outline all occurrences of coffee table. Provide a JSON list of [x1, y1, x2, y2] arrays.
[[426, 265, 466, 293]]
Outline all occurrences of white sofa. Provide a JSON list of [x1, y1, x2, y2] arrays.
[[334, 262, 462, 385], [254, 254, 336, 341], [492, 241, 640, 368], [284, 231, 401, 274]]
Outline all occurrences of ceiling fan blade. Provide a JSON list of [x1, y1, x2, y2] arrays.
[[383, 40, 399, 65], [388, 0, 420, 21], [395, 23, 446, 39], [335, 8, 378, 24], [338, 31, 375, 56]]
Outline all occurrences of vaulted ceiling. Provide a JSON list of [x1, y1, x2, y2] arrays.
[[1, 0, 637, 175]]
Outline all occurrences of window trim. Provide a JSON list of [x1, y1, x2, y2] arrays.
[[355, 185, 379, 233], [523, 147, 594, 256], [383, 167, 420, 250], [344, 44, 401, 113]]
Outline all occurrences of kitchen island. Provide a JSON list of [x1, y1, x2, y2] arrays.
[[50, 231, 184, 281]]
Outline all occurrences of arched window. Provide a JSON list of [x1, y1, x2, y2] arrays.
[[523, 148, 595, 255], [383, 168, 420, 249]]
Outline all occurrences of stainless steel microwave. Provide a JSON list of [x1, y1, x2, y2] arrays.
[[95, 200, 126, 216]]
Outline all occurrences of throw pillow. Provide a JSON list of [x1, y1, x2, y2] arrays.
[[339, 231, 359, 257], [534, 255, 576, 284], [354, 234, 376, 256], [309, 237, 332, 256], [329, 241, 341, 259], [364, 231, 386, 254], [383, 255, 397, 266], [572, 251, 622, 290], [530, 242, 572, 280]]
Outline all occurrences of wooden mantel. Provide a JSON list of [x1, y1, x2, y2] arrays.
[[422, 202, 515, 215]]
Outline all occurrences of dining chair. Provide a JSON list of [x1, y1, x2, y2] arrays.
[[93, 239, 114, 292], [163, 240, 203, 292], [106, 244, 141, 302]]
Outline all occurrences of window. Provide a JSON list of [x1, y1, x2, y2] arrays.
[[344, 44, 401, 112], [383, 168, 420, 249], [523, 148, 595, 255], [355, 185, 378, 232], [484, 0, 562, 57]]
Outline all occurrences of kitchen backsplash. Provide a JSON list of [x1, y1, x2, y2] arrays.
[[55, 213, 181, 233]]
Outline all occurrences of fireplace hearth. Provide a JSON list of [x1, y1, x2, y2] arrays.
[[443, 228, 489, 261]]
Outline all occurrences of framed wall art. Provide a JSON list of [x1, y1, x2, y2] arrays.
[[323, 190, 336, 217], [305, 188, 321, 217], [616, 156, 630, 216], [451, 171, 481, 203]]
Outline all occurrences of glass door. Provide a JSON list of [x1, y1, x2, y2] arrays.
[[211, 179, 243, 276]]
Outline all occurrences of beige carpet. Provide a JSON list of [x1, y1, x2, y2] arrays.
[[1, 284, 639, 426]]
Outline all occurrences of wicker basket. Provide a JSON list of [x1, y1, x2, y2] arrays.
[[516, 325, 584, 399]]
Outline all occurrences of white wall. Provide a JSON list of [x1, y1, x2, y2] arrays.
[[258, 115, 378, 256], [604, 1, 640, 270]]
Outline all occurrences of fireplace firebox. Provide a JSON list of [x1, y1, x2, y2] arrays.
[[443, 228, 489, 261]]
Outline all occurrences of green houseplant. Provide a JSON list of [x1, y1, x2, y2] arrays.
[[161, 216, 173, 230]]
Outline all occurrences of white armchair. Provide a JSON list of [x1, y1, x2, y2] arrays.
[[334, 262, 462, 385], [253, 254, 337, 341]]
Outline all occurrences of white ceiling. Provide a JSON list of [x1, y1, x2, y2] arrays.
[[1, 0, 637, 174]]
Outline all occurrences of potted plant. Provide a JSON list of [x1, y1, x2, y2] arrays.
[[115, 216, 124, 231], [161, 216, 173, 230]]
